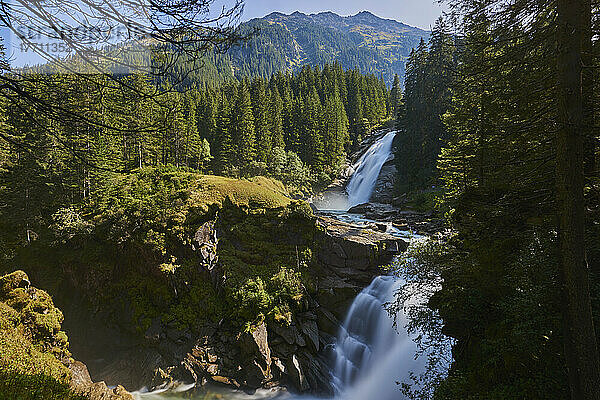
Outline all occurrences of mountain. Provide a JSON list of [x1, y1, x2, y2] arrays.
[[226, 11, 430, 85], [29, 11, 429, 86]]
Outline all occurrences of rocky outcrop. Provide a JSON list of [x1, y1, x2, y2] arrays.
[[67, 210, 407, 396], [0, 271, 133, 400], [313, 216, 408, 327], [71, 361, 133, 400], [9, 169, 411, 397]]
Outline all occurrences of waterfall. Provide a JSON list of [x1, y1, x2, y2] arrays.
[[346, 131, 396, 208], [331, 275, 426, 400]]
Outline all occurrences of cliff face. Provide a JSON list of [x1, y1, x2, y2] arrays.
[[5, 168, 406, 395]]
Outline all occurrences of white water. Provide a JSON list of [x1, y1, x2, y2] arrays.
[[346, 131, 396, 208], [331, 275, 425, 400]]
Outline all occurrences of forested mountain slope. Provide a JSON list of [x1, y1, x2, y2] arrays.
[[227, 11, 430, 84]]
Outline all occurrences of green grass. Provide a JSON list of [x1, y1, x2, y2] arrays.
[[190, 174, 291, 210]]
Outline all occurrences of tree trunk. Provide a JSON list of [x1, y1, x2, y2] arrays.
[[581, 0, 596, 178], [556, 0, 600, 398]]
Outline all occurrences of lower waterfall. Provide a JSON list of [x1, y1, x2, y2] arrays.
[[331, 275, 425, 400]]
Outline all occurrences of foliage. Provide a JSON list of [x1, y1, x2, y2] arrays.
[[6, 168, 318, 342], [394, 19, 456, 193], [391, 0, 600, 398]]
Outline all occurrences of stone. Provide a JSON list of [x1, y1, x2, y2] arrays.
[[272, 357, 286, 375], [272, 323, 296, 345], [70, 361, 134, 400], [286, 354, 309, 392], [271, 342, 298, 358], [299, 320, 319, 352], [205, 363, 219, 375], [239, 322, 272, 387], [370, 160, 397, 204], [347, 203, 371, 214], [240, 322, 271, 368]]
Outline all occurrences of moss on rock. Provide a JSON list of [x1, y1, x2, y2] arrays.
[[0, 271, 82, 399]]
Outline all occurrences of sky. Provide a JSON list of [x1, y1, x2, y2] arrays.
[[241, 0, 449, 30]]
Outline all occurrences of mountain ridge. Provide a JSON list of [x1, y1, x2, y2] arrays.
[[226, 10, 430, 85], [258, 10, 429, 34]]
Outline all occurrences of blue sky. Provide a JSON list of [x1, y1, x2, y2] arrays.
[[241, 0, 448, 30]]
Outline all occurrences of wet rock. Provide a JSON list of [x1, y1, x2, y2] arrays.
[[346, 203, 371, 214], [375, 222, 388, 232]]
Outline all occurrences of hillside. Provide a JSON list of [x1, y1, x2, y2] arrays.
[[226, 11, 430, 84]]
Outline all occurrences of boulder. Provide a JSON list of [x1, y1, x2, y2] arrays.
[[239, 322, 272, 386], [370, 160, 397, 204], [240, 322, 271, 369]]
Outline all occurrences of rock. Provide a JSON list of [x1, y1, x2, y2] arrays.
[[144, 317, 164, 342], [370, 160, 397, 204], [286, 354, 309, 392], [272, 357, 286, 375], [375, 222, 388, 232], [239, 322, 272, 387], [271, 341, 298, 358], [299, 320, 319, 352], [240, 322, 271, 368], [300, 354, 335, 397], [70, 361, 134, 400], [212, 375, 239, 387], [272, 323, 305, 347], [347, 203, 371, 214]]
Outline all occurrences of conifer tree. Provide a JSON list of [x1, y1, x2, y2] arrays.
[[231, 81, 256, 171]]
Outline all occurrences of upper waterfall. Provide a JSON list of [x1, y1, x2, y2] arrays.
[[346, 131, 396, 208]]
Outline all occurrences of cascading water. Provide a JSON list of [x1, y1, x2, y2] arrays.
[[330, 275, 425, 400], [346, 131, 396, 208]]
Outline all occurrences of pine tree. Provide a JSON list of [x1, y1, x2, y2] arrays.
[[231, 80, 256, 171], [251, 78, 271, 163]]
